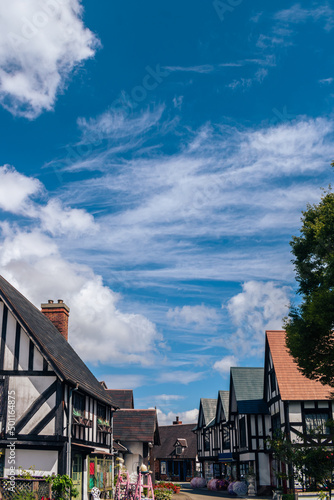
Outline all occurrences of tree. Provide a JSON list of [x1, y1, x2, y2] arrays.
[[284, 188, 334, 388], [268, 431, 334, 494]]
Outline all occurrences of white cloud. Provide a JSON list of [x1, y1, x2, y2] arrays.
[[213, 355, 238, 375], [49, 111, 334, 285], [0, 168, 162, 367], [0, 165, 41, 213], [156, 408, 198, 426], [319, 77, 334, 85], [154, 394, 185, 402], [158, 371, 205, 385], [39, 199, 96, 236], [225, 281, 291, 357], [164, 65, 214, 74], [274, 4, 334, 31], [102, 374, 148, 390], [0, 165, 97, 237], [0, 0, 99, 118], [167, 304, 219, 328]]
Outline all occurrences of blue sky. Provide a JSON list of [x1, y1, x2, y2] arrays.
[[0, 0, 334, 424]]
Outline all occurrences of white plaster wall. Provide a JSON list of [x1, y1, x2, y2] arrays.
[[20, 392, 56, 434], [4, 449, 58, 477], [123, 442, 143, 474], [0, 302, 3, 328], [19, 330, 30, 370], [258, 453, 270, 486], [33, 347, 44, 371], [9, 376, 57, 422], [4, 311, 16, 370], [289, 402, 302, 422], [258, 416, 263, 436]]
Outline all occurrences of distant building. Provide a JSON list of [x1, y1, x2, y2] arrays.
[[194, 330, 334, 495], [152, 417, 198, 482]]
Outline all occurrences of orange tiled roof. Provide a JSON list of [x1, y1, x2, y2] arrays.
[[266, 330, 332, 401]]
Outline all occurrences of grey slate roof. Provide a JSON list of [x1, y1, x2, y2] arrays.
[[201, 398, 217, 426], [230, 367, 269, 414], [152, 423, 197, 460], [0, 275, 117, 408], [218, 390, 230, 421]]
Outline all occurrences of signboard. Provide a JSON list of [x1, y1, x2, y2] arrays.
[[218, 453, 233, 462]]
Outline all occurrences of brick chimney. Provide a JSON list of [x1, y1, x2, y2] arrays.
[[41, 299, 70, 341], [173, 416, 182, 425]]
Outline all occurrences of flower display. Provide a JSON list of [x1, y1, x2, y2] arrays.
[[190, 477, 206, 488]]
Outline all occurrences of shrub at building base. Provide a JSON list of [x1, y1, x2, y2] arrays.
[[153, 487, 173, 500]]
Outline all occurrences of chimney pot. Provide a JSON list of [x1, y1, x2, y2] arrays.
[[173, 416, 182, 425], [41, 300, 70, 341]]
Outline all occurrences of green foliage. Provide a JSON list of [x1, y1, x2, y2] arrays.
[[267, 432, 334, 491], [153, 489, 173, 500], [285, 189, 334, 388], [282, 494, 295, 500], [46, 474, 78, 500], [17, 466, 36, 479], [12, 492, 36, 500]]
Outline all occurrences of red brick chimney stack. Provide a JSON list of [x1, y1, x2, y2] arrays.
[[173, 416, 182, 425], [41, 299, 70, 341]]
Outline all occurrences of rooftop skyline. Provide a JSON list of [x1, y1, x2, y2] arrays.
[[0, 0, 333, 424]]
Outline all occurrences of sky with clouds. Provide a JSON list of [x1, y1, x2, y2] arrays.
[[0, 0, 334, 425]]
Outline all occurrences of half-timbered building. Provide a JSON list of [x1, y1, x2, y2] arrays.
[[215, 390, 231, 472], [264, 330, 334, 491], [194, 329, 334, 495], [0, 275, 118, 500], [194, 398, 217, 478], [229, 367, 271, 493]]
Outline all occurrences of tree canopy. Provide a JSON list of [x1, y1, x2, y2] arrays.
[[285, 189, 334, 388]]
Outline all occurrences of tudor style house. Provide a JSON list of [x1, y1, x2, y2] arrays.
[[264, 330, 334, 491], [0, 275, 118, 500], [195, 330, 334, 495], [194, 398, 218, 477], [107, 389, 160, 476], [229, 367, 271, 493], [152, 417, 198, 482]]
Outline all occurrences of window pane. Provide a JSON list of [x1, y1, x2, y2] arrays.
[[305, 412, 328, 434]]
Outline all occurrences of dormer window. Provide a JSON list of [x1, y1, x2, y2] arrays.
[[174, 438, 187, 456]]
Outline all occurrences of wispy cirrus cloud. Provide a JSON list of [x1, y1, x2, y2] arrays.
[[47, 109, 334, 287], [274, 4, 334, 31]]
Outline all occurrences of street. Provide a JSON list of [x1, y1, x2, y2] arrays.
[[177, 483, 272, 500]]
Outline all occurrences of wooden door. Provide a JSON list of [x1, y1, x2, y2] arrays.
[[72, 454, 83, 500]]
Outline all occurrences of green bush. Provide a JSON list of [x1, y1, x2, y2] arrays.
[[282, 494, 295, 500], [153, 489, 173, 500], [13, 492, 36, 500], [46, 474, 78, 500]]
